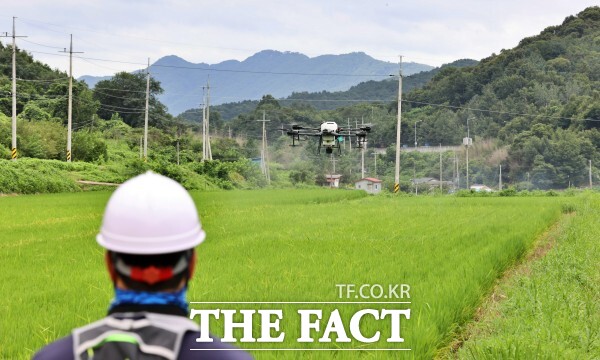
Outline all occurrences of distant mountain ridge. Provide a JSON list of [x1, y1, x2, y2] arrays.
[[79, 50, 433, 115], [178, 59, 478, 121]]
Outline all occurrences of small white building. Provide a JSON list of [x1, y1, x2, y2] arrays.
[[325, 174, 342, 188], [355, 177, 383, 194]]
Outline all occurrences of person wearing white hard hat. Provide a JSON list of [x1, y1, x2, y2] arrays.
[[34, 171, 252, 360]]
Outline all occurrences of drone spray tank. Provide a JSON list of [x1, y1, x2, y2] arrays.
[[321, 122, 338, 153]]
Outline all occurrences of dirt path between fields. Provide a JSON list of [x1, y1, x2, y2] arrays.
[[436, 211, 575, 359]]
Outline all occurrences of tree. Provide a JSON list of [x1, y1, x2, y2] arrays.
[[72, 130, 108, 162], [17, 120, 65, 159], [45, 81, 99, 128], [92, 72, 169, 128], [211, 138, 246, 162], [289, 161, 316, 185], [531, 155, 555, 189], [18, 102, 52, 122], [256, 94, 281, 110]]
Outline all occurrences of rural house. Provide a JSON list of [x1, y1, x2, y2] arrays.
[[324, 174, 342, 188], [355, 177, 382, 194]]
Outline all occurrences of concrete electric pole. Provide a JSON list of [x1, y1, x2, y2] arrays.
[[394, 56, 403, 193], [257, 111, 271, 184], [60, 35, 83, 162], [2, 18, 26, 160], [143, 58, 150, 161]]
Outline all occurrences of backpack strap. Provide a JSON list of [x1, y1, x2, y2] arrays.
[[72, 312, 198, 360]]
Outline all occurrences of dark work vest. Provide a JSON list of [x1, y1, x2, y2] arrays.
[[72, 312, 198, 360]]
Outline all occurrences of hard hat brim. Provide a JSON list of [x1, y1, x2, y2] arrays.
[[97, 228, 206, 255]]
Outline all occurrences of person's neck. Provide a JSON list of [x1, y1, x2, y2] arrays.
[[108, 303, 187, 317]]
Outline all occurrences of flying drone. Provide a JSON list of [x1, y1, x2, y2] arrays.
[[282, 121, 371, 154]]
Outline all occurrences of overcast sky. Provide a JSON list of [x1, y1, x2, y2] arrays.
[[1, 1, 597, 78]]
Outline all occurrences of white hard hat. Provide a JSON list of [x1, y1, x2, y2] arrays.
[[97, 171, 206, 254]]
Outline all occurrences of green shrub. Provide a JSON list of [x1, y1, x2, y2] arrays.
[[0, 159, 80, 194], [499, 187, 517, 197], [72, 131, 108, 162]]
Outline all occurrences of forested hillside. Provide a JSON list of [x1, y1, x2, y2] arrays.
[[396, 6, 600, 188]]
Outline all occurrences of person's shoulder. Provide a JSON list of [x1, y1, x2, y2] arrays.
[[178, 331, 254, 360], [32, 335, 74, 360]]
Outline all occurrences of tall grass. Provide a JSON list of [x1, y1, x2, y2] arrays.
[[0, 190, 570, 359], [454, 195, 599, 359]]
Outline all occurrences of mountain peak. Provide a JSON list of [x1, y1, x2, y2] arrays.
[[80, 50, 433, 115], [245, 50, 309, 61], [153, 55, 191, 66]]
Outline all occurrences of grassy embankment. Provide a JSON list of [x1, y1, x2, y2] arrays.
[[0, 189, 580, 359], [447, 194, 599, 359]]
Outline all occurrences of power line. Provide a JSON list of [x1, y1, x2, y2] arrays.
[[91, 86, 147, 93], [17, 77, 68, 83], [78, 57, 125, 73], [90, 89, 145, 100], [96, 103, 145, 111], [281, 97, 600, 122], [7, 85, 600, 124], [20, 38, 64, 49], [17, 16, 257, 54], [401, 99, 600, 123]]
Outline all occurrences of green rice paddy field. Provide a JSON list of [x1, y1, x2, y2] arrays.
[[0, 190, 598, 359]]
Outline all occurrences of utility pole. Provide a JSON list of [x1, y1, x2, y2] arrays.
[[465, 117, 473, 189], [59, 34, 83, 162], [11, 19, 18, 160], [456, 152, 461, 189], [373, 152, 377, 177], [361, 140, 367, 178], [201, 79, 212, 161], [453, 150, 457, 190], [414, 120, 421, 148], [527, 172, 530, 190], [360, 118, 366, 178], [257, 111, 271, 184], [2, 18, 26, 160], [439, 144, 443, 192], [330, 153, 338, 174], [201, 89, 206, 162], [466, 117, 470, 189], [589, 160, 593, 189], [394, 56, 403, 193], [176, 127, 180, 166], [414, 164, 417, 195], [143, 58, 150, 161], [347, 118, 352, 152], [206, 79, 212, 160], [329, 154, 339, 188], [499, 164, 502, 190]]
